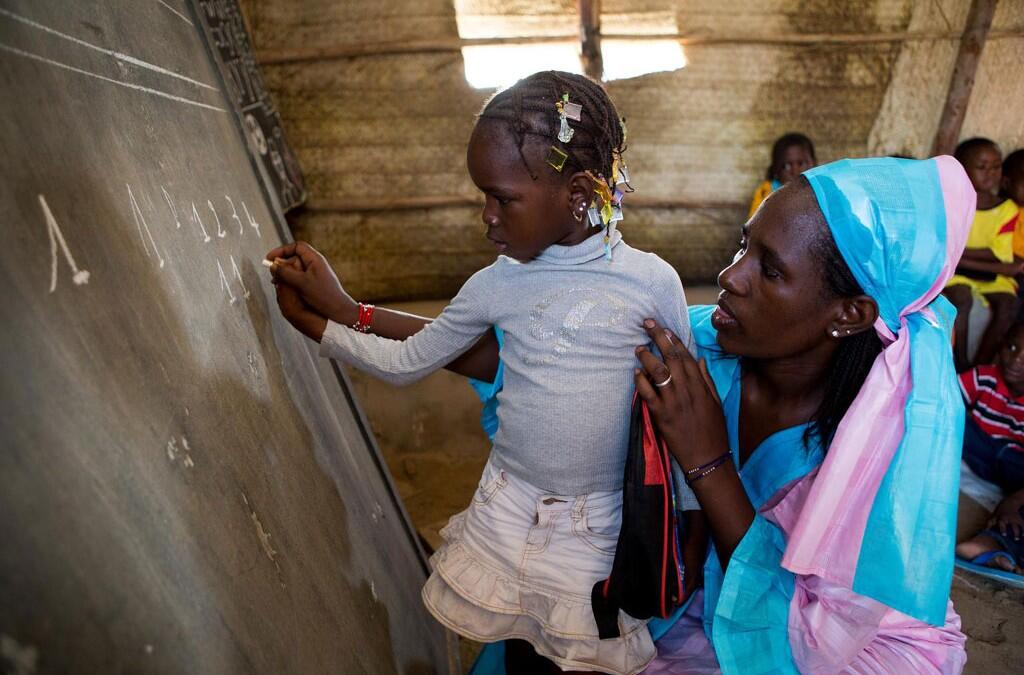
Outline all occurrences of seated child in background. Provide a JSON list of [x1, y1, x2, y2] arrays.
[[955, 322, 1024, 574], [747, 132, 816, 218], [943, 137, 1022, 371]]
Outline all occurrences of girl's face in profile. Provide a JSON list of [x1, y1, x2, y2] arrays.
[[467, 121, 590, 263]]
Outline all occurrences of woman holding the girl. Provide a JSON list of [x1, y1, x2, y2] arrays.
[[269, 72, 972, 673]]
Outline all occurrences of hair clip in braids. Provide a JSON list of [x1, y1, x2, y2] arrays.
[[555, 93, 582, 143], [585, 170, 624, 261], [546, 146, 568, 172]]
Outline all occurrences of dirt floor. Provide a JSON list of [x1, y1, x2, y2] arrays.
[[345, 295, 1024, 674]]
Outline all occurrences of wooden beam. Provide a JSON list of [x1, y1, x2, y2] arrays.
[[578, 0, 603, 81], [255, 30, 1022, 65], [931, 0, 999, 156], [303, 195, 744, 213]]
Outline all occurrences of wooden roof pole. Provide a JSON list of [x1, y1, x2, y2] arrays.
[[578, 0, 603, 81], [931, 0, 999, 156]]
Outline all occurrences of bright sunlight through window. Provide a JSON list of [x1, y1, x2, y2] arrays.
[[461, 39, 686, 89]]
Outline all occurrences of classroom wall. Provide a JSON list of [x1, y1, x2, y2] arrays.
[[870, 0, 1024, 157], [960, 0, 1024, 152], [241, 0, 1023, 301]]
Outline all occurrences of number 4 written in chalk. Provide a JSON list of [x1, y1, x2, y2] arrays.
[[39, 194, 90, 292]]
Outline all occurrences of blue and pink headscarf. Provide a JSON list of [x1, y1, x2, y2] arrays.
[[782, 155, 974, 626]]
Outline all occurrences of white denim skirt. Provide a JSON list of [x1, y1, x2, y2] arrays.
[[422, 457, 655, 674]]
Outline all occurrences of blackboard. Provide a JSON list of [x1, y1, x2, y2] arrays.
[[0, 1, 448, 672]]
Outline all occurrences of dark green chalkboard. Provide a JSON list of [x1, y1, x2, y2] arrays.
[[0, 1, 448, 672]]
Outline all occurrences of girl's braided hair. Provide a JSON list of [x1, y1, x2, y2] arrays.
[[477, 71, 627, 185]]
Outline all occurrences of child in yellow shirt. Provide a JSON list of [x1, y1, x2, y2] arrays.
[[1005, 149, 1024, 259], [944, 138, 1022, 370], [747, 133, 816, 218]]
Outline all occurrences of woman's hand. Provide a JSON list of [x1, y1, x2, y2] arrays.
[[636, 319, 756, 568], [634, 319, 729, 471], [272, 257, 329, 342], [266, 241, 357, 325]]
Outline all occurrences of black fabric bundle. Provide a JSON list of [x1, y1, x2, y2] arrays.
[[591, 393, 686, 639]]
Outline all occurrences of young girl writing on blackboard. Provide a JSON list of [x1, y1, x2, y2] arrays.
[[267, 71, 695, 674]]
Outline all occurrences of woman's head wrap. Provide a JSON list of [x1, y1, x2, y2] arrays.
[[781, 156, 974, 625]]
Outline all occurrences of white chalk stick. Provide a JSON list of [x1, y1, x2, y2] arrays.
[[261, 259, 274, 268]]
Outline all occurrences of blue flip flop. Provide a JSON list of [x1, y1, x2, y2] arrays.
[[955, 550, 1024, 589]]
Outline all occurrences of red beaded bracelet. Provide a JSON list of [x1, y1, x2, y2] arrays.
[[352, 303, 375, 333]]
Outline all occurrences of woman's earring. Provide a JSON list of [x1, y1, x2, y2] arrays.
[[830, 329, 840, 338], [572, 205, 584, 223]]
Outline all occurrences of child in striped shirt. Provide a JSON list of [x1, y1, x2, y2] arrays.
[[956, 322, 1024, 574]]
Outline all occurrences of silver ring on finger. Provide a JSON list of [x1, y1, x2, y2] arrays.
[[655, 374, 673, 388]]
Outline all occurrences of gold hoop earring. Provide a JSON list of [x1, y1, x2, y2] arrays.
[[572, 207, 584, 223]]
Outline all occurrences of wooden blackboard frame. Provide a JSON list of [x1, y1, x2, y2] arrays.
[[191, 0, 306, 216]]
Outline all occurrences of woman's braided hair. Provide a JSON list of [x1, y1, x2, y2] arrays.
[[477, 71, 627, 186]]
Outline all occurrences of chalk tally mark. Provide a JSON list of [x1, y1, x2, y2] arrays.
[[127, 184, 165, 268], [217, 255, 250, 304], [190, 201, 211, 243], [39, 194, 90, 292], [161, 186, 181, 229], [217, 259, 236, 304], [230, 254, 251, 299]]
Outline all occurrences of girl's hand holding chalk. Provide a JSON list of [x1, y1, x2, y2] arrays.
[[272, 269, 329, 343], [264, 242, 358, 326]]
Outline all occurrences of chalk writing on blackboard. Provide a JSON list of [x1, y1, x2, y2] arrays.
[[39, 194, 90, 292], [128, 184, 166, 268], [157, 0, 194, 27], [242, 201, 261, 238], [191, 201, 212, 243], [217, 258, 237, 304], [208, 199, 227, 239], [225, 195, 243, 235], [0, 6, 224, 113], [0, 6, 215, 90], [166, 435, 195, 468], [162, 186, 182, 229], [230, 254, 251, 300]]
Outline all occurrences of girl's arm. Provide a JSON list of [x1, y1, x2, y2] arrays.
[[267, 242, 500, 382], [269, 246, 495, 386], [337, 306, 500, 383]]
